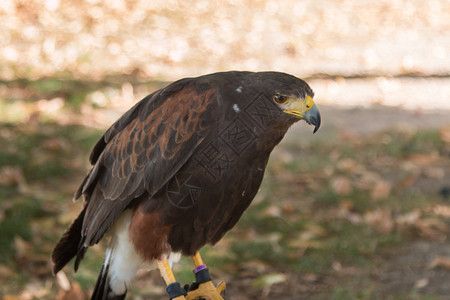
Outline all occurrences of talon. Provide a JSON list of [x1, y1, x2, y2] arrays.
[[216, 281, 226, 294], [186, 252, 226, 300], [186, 280, 225, 300]]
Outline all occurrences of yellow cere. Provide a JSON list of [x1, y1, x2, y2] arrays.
[[282, 95, 316, 119], [305, 95, 315, 111]]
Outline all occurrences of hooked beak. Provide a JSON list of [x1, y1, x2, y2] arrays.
[[304, 103, 321, 133], [283, 95, 321, 133]]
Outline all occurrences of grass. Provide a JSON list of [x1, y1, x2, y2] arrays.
[[0, 82, 449, 298], [0, 122, 102, 265]]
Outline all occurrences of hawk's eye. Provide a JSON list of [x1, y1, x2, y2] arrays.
[[273, 94, 288, 104]]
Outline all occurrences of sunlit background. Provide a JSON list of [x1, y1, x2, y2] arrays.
[[1, 1, 449, 299]]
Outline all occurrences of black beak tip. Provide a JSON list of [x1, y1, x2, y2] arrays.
[[312, 113, 321, 134], [313, 124, 319, 134]]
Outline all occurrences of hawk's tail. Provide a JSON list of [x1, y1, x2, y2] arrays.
[[91, 248, 126, 300], [53, 210, 136, 300], [52, 207, 87, 274]]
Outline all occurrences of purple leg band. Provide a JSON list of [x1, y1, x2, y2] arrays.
[[193, 264, 207, 274]]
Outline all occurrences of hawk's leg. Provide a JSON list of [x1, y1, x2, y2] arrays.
[[157, 257, 187, 300], [185, 252, 226, 300]]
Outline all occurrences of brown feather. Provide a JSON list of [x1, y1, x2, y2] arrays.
[[78, 83, 215, 248], [129, 209, 172, 261]]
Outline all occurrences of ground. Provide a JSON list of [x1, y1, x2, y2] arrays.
[[0, 86, 449, 299], [1, 1, 450, 299]]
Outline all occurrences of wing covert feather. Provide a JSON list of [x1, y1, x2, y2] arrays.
[[79, 84, 216, 246]]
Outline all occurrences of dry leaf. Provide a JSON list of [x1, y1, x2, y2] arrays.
[[252, 273, 287, 288], [371, 181, 392, 200], [364, 209, 394, 233], [14, 237, 52, 277], [396, 210, 421, 226], [424, 167, 445, 179], [3, 296, 22, 300], [242, 260, 269, 273], [354, 170, 382, 190], [339, 200, 354, 212], [57, 271, 71, 291], [288, 239, 326, 249], [406, 153, 439, 166], [57, 282, 86, 300], [336, 159, 361, 173], [345, 212, 363, 224], [431, 204, 450, 218], [281, 203, 295, 214], [331, 176, 352, 195], [302, 273, 319, 282], [0, 265, 15, 277], [439, 126, 450, 143], [0, 166, 28, 192], [261, 205, 281, 217], [414, 278, 429, 289], [398, 174, 419, 189], [298, 223, 328, 241], [43, 137, 70, 151], [428, 256, 450, 270], [415, 218, 448, 240], [14, 236, 32, 259]]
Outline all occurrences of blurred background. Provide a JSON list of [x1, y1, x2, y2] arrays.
[[1, 0, 449, 299]]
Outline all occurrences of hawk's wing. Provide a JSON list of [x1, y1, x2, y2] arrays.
[[77, 80, 217, 247]]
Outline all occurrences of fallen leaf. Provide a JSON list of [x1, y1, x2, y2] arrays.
[[0, 200, 13, 223], [431, 204, 450, 217], [0, 166, 28, 192], [336, 158, 361, 173], [57, 282, 86, 300], [281, 203, 295, 214], [0, 265, 15, 277], [14, 236, 32, 259], [14, 237, 52, 277], [415, 218, 448, 240], [331, 176, 352, 195], [3, 296, 22, 300], [364, 209, 395, 233], [252, 273, 287, 288], [398, 174, 419, 189], [428, 256, 450, 270], [361, 169, 383, 183], [396, 210, 421, 226], [261, 205, 281, 217], [406, 153, 439, 166], [414, 278, 429, 289], [242, 260, 269, 273], [298, 223, 328, 241], [288, 239, 326, 249], [43, 137, 70, 151], [338, 200, 354, 212], [424, 167, 445, 179], [439, 126, 450, 143], [332, 261, 342, 272], [57, 271, 71, 291], [371, 180, 392, 200], [302, 273, 319, 283]]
